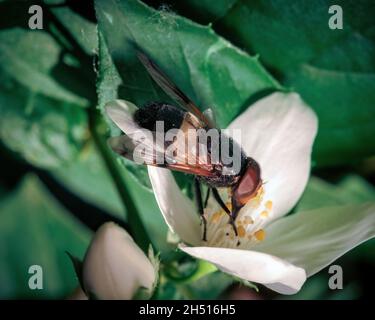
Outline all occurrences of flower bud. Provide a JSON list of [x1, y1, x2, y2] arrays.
[[82, 222, 155, 299]]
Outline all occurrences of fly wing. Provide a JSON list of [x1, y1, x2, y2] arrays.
[[105, 98, 215, 177], [136, 49, 214, 128], [108, 133, 215, 177]]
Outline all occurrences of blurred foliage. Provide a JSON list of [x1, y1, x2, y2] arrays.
[[158, 272, 233, 300], [0, 0, 96, 169], [0, 175, 91, 299], [0, 29, 88, 168], [0, 0, 374, 300]]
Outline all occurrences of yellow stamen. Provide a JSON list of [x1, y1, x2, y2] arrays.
[[246, 186, 264, 208], [237, 226, 246, 238], [260, 210, 269, 218], [226, 202, 232, 211], [243, 216, 254, 225], [254, 229, 266, 241], [211, 211, 222, 223], [265, 200, 273, 211]]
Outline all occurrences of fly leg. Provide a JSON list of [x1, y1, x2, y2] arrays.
[[194, 178, 207, 241], [204, 188, 211, 208], [212, 188, 238, 236]]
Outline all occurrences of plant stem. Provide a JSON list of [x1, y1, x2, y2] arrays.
[[88, 109, 153, 253]]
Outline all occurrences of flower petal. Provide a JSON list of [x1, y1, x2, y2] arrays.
[[148, 166, 201, 246], [105, 99, 140, 136], [180, 244, 306, 295], [83, 222, 155, 300], [227, 92, 318, 220], [256, 203, 375, 276]]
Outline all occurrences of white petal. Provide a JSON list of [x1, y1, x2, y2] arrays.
[[148, 166, 202, 246], [256, 203, 375, 276], [180, 244, 306, 295], [105, 99, 140, 136], [82, 222, 155, 300], [105, 100, 172, 163], [226, 92, 318, 220]]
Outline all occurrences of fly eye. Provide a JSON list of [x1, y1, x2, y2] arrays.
[[233, 159, 261, 206]]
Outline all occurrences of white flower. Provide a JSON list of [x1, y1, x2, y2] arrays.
[[82, 222, 156, 300], [106, 92, 375, 295]]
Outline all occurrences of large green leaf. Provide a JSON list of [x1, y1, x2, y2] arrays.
[[95, 0, 280, 190], [95, 0, 280, 128], [162, 0, 375, 166], [218, 0, 375, 166], [0, 175, 91, 299]]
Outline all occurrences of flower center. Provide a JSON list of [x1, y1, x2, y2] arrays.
[[203, 186, 273, 249]]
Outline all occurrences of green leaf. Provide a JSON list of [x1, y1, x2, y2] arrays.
[[51, 4, 98, 55], [65, 252, 84, 293], [156, 272, 232, 300], [296, 175, 375, 212], [95, 0, 280, 129], [96, 30, 152, 187], [186, 272, 233, 299], [52, 142, 125, 219], [165, 258, 217, 284], [95, 0, 280, 190], [0, 28, 89, 168], [132, 286, 153, 300], [286, 65, 375, 165], [0, 0, 100, 169], [0, 76, 88, 169], [143, 0, 237, 23], [0, 28, 88, 107], [178, 0, 237, 22], [0, 175, 91, 299], [186, 0, 375, 166], [53, 136, 174, 256]]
